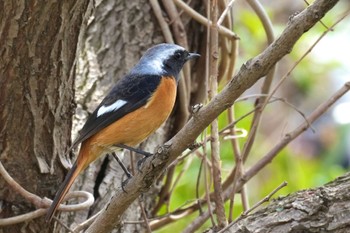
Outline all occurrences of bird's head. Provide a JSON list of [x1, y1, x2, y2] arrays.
[[131, 43, 200, 81]]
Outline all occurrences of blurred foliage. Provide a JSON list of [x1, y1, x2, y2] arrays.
[[156, 1, 349, 232]]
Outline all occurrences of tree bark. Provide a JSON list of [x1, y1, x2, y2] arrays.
[[224, 172, 350, 233], [0, 1, 203, 232], [0, 1, 90, 232]]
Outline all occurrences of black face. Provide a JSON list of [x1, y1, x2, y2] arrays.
[[131, 44, 200, 80], [162, 50, 194, 79]]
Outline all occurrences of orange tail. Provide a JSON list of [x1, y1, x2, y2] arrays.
[[45, 160, 84, 222]]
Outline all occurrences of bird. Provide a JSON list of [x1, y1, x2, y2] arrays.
[[45, 43, 200, 221]]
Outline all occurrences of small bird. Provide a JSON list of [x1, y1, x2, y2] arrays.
[[46, 43, 200, 221]]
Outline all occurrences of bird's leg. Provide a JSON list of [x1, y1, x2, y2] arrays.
[[114, 144, 153, 157], [114, 144, 153, 172], [111, 152, 132, 192]]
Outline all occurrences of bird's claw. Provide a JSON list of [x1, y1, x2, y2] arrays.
[[137, 157, 149, 172], [121, 175, 132, 193]]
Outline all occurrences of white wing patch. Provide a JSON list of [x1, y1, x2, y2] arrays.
[[97, 99, 127, 117]]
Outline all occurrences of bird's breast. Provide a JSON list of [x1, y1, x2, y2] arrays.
[[88, 76, 177, 155]]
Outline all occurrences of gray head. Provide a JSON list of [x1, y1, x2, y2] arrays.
[[131, 43, 200, 81]]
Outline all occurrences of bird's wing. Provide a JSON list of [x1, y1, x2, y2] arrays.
[[70, 74, 162, 149]]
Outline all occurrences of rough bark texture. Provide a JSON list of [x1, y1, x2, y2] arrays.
[[224, 173, 350, 233], [0, 1, 202, 232], [0, 1, 90, 232]]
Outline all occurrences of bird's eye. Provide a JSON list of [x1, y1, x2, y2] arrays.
[[174, 52, 182, 60]]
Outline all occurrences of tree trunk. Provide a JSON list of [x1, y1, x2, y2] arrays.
[[0, 0, 203, 232], [0, 1, 90, 232]]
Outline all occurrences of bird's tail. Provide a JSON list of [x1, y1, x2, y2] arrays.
[[45, 157, 86, 222]]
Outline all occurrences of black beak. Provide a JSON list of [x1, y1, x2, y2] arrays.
[[186, 52, 200, 61]]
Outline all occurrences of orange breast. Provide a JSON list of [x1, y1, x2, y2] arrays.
[[83, 76, 177, 162]]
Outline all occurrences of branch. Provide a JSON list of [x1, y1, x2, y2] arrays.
[[223, 172, 350, 232], [86, 0, 340, 232], [208, 0, 227, 228], [173, 0, 239, 39], [240, 0, 276, 162]]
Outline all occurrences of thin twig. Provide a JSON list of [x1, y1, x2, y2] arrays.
[[0, 209, 47, 226], [181, 209, 211, 233], [235, 94, 314, 131], [167, 155, 194, 211], [209, 0, 227, 228], [149, 204, 194, 230], [227, 107, 244, 222], [217, 8, 240, 218], [241, 0, 276, 163], [173, 0, 239, 39], [217, 0, 237, 26], [73, 209, 103, 233], [203, 133, 215, 225], [54, 216, 75, 233], [149, 0, 174, 43], [152, 167, 175, 215], [196, 156, 204, 214], [303, 0, 330, 29], [138, 197, 152, 233], [246, 181, 287, 216], [217, 0, 234, 84], [220, 94, 313, 137], [204, 1, 216, 227]]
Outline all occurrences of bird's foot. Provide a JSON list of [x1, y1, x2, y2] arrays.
[[121, 175, 132, 193]]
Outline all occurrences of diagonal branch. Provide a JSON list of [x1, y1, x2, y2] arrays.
[[85, 0, 340, 232]]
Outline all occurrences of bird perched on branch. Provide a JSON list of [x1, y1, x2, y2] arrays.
[[46, 43, 200, 221]]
